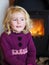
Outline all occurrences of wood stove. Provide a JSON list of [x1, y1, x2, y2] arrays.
[[28, 10, 49, 64], [29, 10, 49, 57]]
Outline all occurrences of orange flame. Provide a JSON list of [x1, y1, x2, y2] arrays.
[[30, 19, 44, 36]]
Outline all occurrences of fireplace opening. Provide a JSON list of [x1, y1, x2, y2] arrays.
[[29, 11, 49, 37], [30, 18, 45, 37]]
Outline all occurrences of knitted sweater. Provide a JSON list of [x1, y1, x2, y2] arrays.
[[0, 31, 36, 65]]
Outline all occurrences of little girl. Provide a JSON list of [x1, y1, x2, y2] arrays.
[[0, 6, 37, 65]]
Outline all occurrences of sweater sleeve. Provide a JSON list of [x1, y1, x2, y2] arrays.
[[27, 33, 37, 65], [0, 34, 25, 65]]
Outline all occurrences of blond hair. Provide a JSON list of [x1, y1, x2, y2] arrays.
[[3, 6, 32, 34]]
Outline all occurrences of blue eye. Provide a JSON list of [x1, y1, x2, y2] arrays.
[[12, 19, 17, 21], [21, 19, 24, 21]]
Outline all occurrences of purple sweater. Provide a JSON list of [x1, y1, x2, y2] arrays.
[[0, 31, 37, 65]]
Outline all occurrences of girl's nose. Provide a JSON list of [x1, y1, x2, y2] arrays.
[[17, 19, 20, 24]]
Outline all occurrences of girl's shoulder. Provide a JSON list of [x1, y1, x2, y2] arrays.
[[25, 32, 32, 39], [26, 32, 31, 36], [1, 32, 8, 38]]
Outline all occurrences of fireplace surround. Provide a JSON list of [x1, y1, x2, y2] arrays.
[[29, 10, 49, 57]]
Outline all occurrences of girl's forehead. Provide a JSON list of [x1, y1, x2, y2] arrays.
[[11, 11, 26, 18]]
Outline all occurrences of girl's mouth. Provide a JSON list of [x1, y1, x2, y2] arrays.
[[16, 26, 21, 28]]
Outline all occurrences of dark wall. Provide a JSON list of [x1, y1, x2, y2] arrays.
[[14, 0, 49, 12]]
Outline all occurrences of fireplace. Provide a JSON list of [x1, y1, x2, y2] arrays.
[[29, 11, 49, 57]]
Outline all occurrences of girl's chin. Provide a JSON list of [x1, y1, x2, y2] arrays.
[[13, 30, 22, 33]]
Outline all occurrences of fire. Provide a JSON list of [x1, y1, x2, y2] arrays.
[[30, 19, 44, 36]]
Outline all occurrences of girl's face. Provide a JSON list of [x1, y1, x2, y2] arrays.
[[10, 12, 26, 33]]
